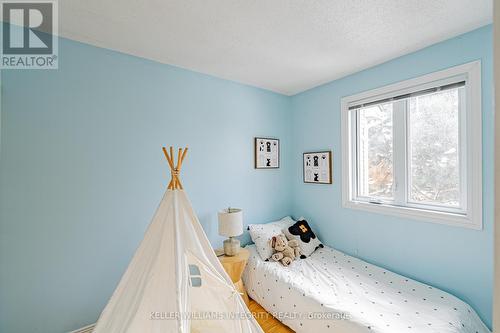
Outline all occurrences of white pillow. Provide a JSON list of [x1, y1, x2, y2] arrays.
[[283, 218, 323, 258], [248, 216, 295, 261]]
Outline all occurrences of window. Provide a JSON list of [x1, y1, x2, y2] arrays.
[[341, 61, 482, 229], [188, 264, 202, 287]]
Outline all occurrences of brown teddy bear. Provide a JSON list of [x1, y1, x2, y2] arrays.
[[270, 234, 301, 266]]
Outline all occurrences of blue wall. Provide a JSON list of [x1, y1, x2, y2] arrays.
[[0, 26, 493, 333], [0, 37, 292, 333], [290, 25, 493, 328]]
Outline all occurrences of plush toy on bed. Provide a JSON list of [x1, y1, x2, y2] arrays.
[[270, 234, 301, 266]]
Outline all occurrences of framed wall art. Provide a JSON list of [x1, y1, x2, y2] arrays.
[[303, 151, 332, 184], [255, 137, 279, 169]]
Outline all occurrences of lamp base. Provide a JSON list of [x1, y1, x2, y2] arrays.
[[223, 237, 240, 256]]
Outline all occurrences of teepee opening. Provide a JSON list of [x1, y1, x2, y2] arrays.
[[93, 147, 263, 333]]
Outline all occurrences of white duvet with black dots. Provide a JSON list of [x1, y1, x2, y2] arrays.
[[242, 244, 490, 333]]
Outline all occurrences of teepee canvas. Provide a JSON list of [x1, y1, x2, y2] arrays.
[[93, 147, 263, 333]]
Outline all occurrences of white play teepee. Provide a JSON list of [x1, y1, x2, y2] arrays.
[[93, 147, 263, 333]]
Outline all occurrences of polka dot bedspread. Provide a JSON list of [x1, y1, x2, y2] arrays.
[[242, 244, 490, 333]]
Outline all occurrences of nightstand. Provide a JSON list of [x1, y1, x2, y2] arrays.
[[217, 247, 250, 306]]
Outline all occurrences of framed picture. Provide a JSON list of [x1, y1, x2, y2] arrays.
[[303, 151, 332, 184], [255, 137, 279, 169]]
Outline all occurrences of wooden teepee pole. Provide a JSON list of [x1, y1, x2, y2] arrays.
[[162, 146, 188, 190]]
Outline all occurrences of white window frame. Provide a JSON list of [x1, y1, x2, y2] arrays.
[[341, 61, 482, 230]]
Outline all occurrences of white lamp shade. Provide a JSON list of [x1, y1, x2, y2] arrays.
[[218, 208, 243, 237]]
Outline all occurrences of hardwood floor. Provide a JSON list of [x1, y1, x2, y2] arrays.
[[249, 299, 295, 333]]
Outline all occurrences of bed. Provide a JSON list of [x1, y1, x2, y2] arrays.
[[242, 244, 490, 333]]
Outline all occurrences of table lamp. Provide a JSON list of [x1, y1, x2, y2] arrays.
[[218, 208, 243, 256]]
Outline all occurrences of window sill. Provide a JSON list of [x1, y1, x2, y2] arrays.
[[343, 199, 482, 230]]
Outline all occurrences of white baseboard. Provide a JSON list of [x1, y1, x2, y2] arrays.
[[68, 323, 95, 333]]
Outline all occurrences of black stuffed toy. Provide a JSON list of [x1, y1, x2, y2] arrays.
[[287, 219, 324, 259], [288, 219, 316, 243]]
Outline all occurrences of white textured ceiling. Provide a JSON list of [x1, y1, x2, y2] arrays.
[[59, 1, 492, 95]]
